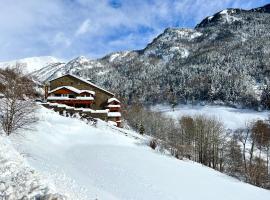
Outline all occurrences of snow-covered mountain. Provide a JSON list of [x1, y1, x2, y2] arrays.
[[7, 106, 270, 200], [32, 56, 107, 83], [31, 52, 133, 83], [28, 3, 270, 108], [0, 56, 63, 73]]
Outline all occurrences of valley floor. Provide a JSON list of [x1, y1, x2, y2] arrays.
[[6, 106, 270, 200], [152, 104, 269, 129]]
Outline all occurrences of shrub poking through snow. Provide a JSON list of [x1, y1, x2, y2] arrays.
[[149, 139, 157, 150]]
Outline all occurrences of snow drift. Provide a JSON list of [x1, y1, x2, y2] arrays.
[[0, 135, 65, 199]]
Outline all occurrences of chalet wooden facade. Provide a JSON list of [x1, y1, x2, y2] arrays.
[[45, 74, 121, 127]]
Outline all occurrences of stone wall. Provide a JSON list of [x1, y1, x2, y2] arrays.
[[42, 103, 106, 122]]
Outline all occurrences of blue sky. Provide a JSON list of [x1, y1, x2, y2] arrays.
[[0, 0, 269, 61]]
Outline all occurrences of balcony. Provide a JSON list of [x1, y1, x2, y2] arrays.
[[47, 96, 94, 101]]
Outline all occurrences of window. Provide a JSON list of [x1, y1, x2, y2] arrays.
[[69, 94, 75, 98], [62, 94, 68, 97], [55, 94, 61, 97]]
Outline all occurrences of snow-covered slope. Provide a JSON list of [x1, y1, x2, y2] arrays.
[[0, 56, 62, 73], [9, 106, 270, 200], [152, 104, 269, 130], [0, 135, 65, 199]]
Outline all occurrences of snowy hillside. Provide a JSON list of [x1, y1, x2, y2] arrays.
[[8, 106, 270, 200], [0, 56, 62, 73], [0, 135, 65, 199], [152, 104, 269, 129]]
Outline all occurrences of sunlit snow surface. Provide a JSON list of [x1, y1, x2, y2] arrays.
[[152, 104, 269, 130], [0, 56, 61, 73], [0, 136, 54, 199], [10, 106, 270, 200]]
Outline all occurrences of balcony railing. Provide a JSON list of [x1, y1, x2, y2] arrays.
[[47, 96, 94, 101]]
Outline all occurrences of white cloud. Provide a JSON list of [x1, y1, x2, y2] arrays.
[[0, 0, 267, 61], [52, 32, 72, 47], [75, 19, 91, 36]]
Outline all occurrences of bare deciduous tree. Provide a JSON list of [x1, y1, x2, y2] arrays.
[[0, 66, 37, 135], [235, 126, 250, 178]]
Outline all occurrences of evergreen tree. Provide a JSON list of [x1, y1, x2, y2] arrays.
[[139, 123, 145, 135]]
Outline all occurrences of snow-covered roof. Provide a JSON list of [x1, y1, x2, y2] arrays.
[[49, 86, 95, 96], [80, 90, 95, 96], [75, 96, 94, 100], [107, 104, 121, 108], [49, 74, 114, 96], [49, 86, 81, 94], [108, 112, 121, 117], [108, 97, 120, 104]]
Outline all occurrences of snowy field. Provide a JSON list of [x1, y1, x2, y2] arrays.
[[152, 104, 269, 129], [7, 106, 270, 200]]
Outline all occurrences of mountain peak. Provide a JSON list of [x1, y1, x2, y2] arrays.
[[196, 8, 244, 28], [67, 56, 89, 65], [75, 56, 88, 62], [196, 4, 270, 28]]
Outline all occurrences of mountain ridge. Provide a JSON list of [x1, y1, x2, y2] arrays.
[[0, 56, 63, 73], [4, 3, 270, 108]]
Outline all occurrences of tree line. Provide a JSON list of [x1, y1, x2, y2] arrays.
[[124, 103, 270, 189]]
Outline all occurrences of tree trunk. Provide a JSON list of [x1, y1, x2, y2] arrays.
[[267, 146, 269, 175], [249, 141, 254, 166], [243, 143, 247, 179]]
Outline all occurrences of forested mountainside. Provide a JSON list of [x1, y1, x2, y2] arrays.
[[31, 4, 270, 108]]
